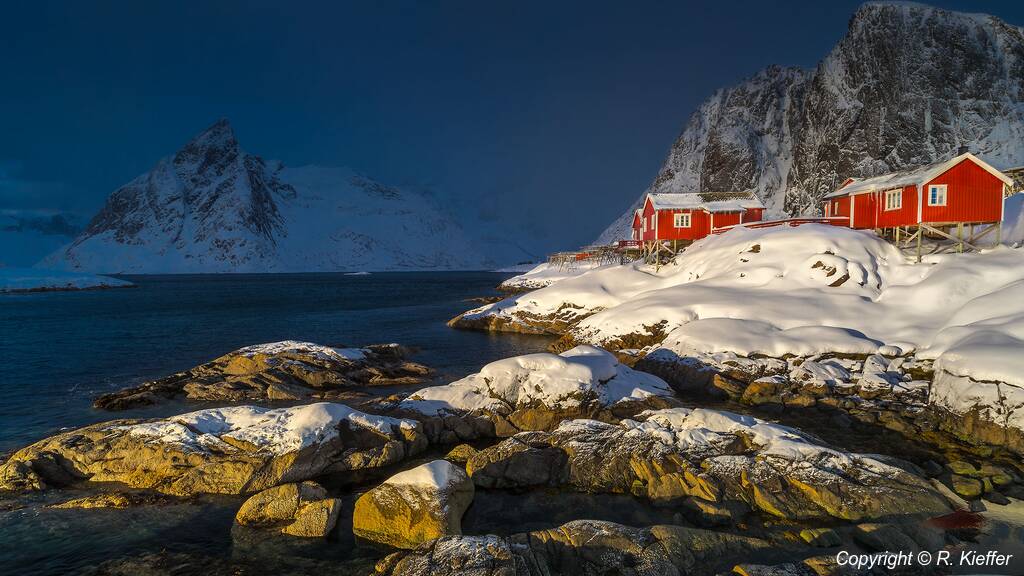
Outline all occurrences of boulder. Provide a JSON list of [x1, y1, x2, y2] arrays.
[[0, 402, 426, 495], [467, 408, 951, 523], [93, 341, 432, 410], [375, 519, 773, 576], [353, 460, 474, 549], [444, 444, 478, 464], [235, 481, 341, 537], [393, 345, 680, 443]]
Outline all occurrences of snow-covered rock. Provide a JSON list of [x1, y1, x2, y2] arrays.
[[598, 2, 1024, 242], [467, 407, 951, 522], [395, 346, 679, 441], [497, 261, 609, 292], [353, 460, 474, 549], [0, 267, 132, 293], [0, 402, 426, 495], [93, 340, 431, 410], [40, 120, 489, 273]]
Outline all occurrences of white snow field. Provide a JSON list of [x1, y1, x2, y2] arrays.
[[463, 223, 1024, 389], [497, 260, 610, 291], [0, 267, 133, 292]]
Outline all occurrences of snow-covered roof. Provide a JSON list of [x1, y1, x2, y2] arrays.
[[825, 153, 1013, 199], [647, 192, 764, 213]]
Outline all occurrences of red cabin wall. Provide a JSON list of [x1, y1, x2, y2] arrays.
[[823, 196, 851, 219], [874, 186, 918, 228], [640, 198, 657, 241], [744, 208, 764, 223], [711, 211, 742, 230], [850, 193, 877, 229], [922, 160, 1004, 224], [654, 209, 710, 240]]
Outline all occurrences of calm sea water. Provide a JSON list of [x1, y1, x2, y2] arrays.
[[0, 272, 551, 453]]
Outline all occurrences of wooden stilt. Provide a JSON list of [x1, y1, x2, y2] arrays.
[[957, 222, 963, 253], [916, 224, 922, 263]]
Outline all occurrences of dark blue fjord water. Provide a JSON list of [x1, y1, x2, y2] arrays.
[[0, 272, 550, 453]]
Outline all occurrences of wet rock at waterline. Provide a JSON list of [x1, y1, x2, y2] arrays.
[[93, 340, 432, 410], [388, 345, 680, 443], [353, 460, 474, 549], [49, 491, 174, 509], [0, 402, 426, 495], [235, 481, 342, 538], [374, 519, 774, 576], [467, 408, 951, 522]]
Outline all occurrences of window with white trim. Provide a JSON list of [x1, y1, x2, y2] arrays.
[[928, 184, 947, 206], [884, 190, 902, 211], [834, 201, 839, 212], [673, 213, 691, 228]]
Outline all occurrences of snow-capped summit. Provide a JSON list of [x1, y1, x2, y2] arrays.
[[598, 2, 1024, 243], [41, 120, 489, 273]]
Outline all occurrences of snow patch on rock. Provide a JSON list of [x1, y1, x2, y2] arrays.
[[122, 402, 418, 456], [400, 345, 672, 416]]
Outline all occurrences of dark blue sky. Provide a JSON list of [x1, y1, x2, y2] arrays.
[[2, 1, 1022, 255]]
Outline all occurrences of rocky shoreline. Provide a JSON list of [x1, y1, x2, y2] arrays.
[[3, 337, 1022, 575]]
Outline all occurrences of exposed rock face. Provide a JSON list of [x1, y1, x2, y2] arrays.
[[447, 303, 589, 336], [598, 2, 1024, 242], [42, 119, 490, 273], [391, 346, 680, 443], [235, 481, 341, 538], [638, 347, 1024, 497], [353, 460, 474, 549], [0, 403, 426, 495], [467, 408, 951, 522], [93, 341, 431, 410], [375, 519, 773, 576]]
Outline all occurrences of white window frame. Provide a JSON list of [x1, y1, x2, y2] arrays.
[[928, 184, 947, 206], [673, 212, 691, 228], [884, 189, 902, 211]]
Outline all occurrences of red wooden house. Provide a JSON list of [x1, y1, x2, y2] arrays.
[[823, 153, 1012, 235], [632, 192, 765, 246]]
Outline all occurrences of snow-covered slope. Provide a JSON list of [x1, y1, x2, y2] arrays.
[[599, 2, 1024, 243], [469, 224, 1024, 387], [40, 120, 489, 273]]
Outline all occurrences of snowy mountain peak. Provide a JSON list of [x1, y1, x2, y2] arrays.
[[42, 121, 489, 273], [597, 2, 1024, 244]]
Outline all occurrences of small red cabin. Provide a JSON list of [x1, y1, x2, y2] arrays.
[[823, 153, 1012, 230], [632, 191, 765, 242]]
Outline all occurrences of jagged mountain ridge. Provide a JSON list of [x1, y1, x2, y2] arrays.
[[42, 120, 490, 272], [598, 1, 1024, 243]]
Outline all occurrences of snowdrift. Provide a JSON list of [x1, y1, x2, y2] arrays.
[[466, 224, 1024, 388]]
